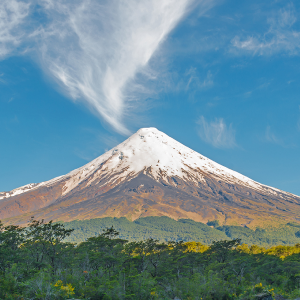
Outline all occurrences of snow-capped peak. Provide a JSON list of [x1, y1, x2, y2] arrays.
[[0, 127, 294, 200], [44, 127, 295, 197]]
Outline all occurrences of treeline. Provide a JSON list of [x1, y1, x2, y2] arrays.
[[1, 219, 300, 299], [62, 216, 300, 246]]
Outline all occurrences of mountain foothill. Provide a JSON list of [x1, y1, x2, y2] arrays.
[[0, 128, 299, 242]]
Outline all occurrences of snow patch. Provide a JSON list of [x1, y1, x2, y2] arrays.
[[0, 183, 39, 201]]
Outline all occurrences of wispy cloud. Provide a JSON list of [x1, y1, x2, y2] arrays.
[[73, 127, 121, 161], [168, 67, 214, 96], [185, 68, 213, 90], [243, 91, 252, 98], [0, 73, 6, 84], [231, 4, 300, 55], [264, 125, 297, 148], [0, 0, 200, 135], [0, 0, 30, 59], [265, 125, 282, 144], [196, 116, 236, 148], [38, 0, 198, 134]]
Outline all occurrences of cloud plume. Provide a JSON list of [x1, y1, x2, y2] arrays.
[[197, 116, 236, 148], [1, 0, 196, 134]]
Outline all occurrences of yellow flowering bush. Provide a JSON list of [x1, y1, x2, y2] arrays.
[[238, 283, 278, 299], [53, 280, 75, 298], [253, 282, 264, 293]]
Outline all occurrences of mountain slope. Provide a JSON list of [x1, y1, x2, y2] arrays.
[[1, 127, 300, 226]]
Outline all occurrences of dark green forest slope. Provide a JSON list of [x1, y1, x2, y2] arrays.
[[1, 219, 300, 299], [61, 216, 300, 247]]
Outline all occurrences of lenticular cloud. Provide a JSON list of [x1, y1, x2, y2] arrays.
[[1, 0, 194, 134]]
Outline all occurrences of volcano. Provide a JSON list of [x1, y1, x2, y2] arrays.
[[1, 127, 300, 226]]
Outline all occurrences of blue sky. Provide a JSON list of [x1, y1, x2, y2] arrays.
[[1, 0, 300, 195]]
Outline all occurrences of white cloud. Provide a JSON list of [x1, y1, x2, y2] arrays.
[[196, 116, 236, 148], [185, 68, 213, 90], [0, 0, 30, 59], [231, 4, 300, 55], [34, 0, 197, 134], [0, 0, 210, 135], [168, 67, 214, 95]]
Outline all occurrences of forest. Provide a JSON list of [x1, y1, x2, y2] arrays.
[[1, 218, 300, 300], [62, 216, 300, 247]]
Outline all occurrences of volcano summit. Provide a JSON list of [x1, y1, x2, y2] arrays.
[[1, 127, 300, 226]]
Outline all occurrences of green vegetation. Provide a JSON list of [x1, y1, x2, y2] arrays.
[[206, 220, 220, 227], [61, 216, 227, 244], [1, 218, 300, 299], [61, 216, 300, 246]]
